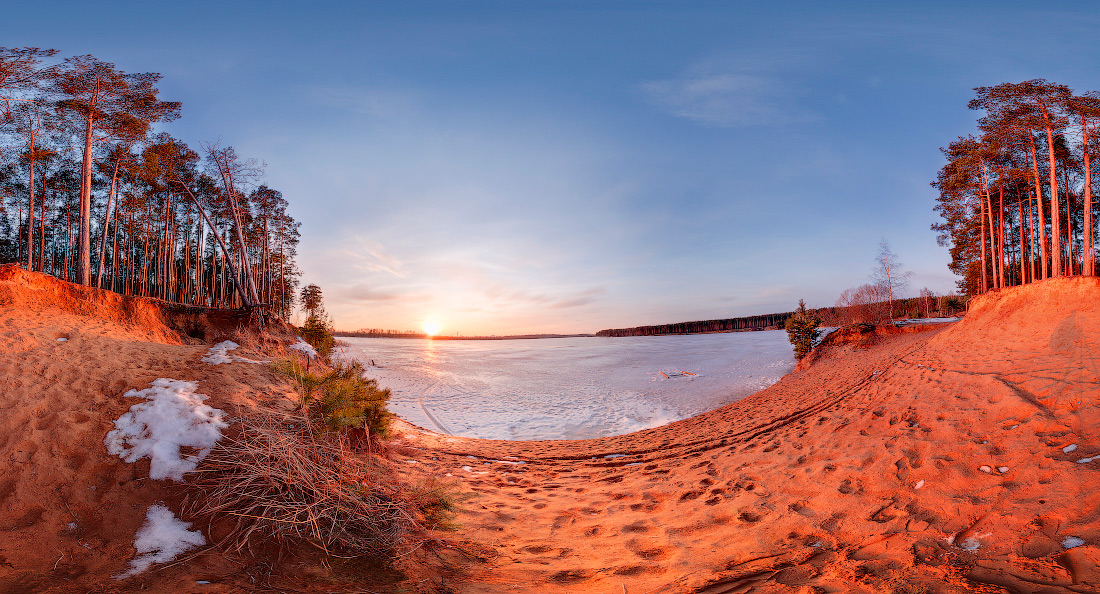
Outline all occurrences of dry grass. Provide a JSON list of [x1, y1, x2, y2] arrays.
[[184, 408, 452, 560]]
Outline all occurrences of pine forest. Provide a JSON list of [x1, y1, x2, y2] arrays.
[[0, 48, 301, 318], [934, 79, 1100, 295]]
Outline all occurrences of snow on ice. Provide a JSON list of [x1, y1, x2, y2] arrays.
[[339, 331, 797, 440]]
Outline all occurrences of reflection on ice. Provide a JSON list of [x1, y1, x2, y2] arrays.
[[339, 332, 795, 441]]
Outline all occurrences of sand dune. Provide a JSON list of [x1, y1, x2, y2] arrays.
[[1, 266, 1098, 593]]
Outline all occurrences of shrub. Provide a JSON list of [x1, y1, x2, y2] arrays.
[[785, 299, 821, 360], [274, 358, 392, 438]]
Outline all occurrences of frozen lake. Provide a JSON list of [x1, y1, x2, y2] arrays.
[[339, 332, 796, 441]]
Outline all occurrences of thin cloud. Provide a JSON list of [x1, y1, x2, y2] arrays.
[[341, 284, 400, 302], [309, 86, 416, 119], [549, 287, 605, 309], [343, 236, 406, 278], [641, 72, 818, 127]]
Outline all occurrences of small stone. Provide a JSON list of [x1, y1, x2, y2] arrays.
[[997, 466, 1009, 473], [979, 465, 992, 473]]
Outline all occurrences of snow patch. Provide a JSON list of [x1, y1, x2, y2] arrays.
[[201, 341, 240, 364], [288, 337, 318, 358], [914, 479, 925, 489], [104, 379, 227, 481], [958, 537, 982, 551], [1063, 536, 1086, 549], [201, 341, 268, 365], [1063, 444, 1078, 453], [1077, 456, 1097, 464], [118, 505, 205, 578]]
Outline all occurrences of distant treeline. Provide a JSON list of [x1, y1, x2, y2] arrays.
[[334, 329, 596, 340], [336, 329, 427, 339], [596, 312, 793, 337]]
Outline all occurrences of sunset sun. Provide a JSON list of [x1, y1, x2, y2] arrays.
[[422, 320, 441, 336]]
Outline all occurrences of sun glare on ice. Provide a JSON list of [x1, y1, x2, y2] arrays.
[[422, 320, 441, 336]]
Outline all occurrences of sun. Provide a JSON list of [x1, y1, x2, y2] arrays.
[[422, 320, 441, 337]]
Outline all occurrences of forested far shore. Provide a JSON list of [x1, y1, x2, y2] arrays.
[[934, 79, 1100, 295], [597, 294, 967, 338], [0, 47, 301, 318], [335, 329, 596, 340]]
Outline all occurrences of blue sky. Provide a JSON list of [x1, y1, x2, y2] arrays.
[[7, 2, 1100, 334]]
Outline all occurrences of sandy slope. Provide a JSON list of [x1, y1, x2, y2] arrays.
[[394, 277, 1100, 593], [1, 266, 1098, 594]]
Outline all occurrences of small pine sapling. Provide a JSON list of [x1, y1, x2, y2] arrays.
[[785, 299, 821, 360]]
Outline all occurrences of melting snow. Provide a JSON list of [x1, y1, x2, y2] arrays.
[[958, 537, 982, 551], [201, 341, 240, 364], [1064, 444, 1078, 453], [1077, 456, 1097, 464], [104, 379, 227, 481], [1063, 536, 1086, 549], [201, 341, 268, 365], [118, 505, 205, 578], [288, 337, 318, 358]]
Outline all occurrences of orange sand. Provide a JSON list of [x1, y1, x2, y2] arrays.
[[2, 266, 1098, 593]]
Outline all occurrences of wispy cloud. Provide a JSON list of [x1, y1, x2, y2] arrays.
[[340, 284, 400, 302], [549, 287, 604, 309], [641, 49, 821, 128], [483, 285, 605, 310], [342, 236, 406, 278], [309, 86, 416, 119]]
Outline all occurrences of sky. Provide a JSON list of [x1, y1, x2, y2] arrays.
[[6, 1, 1100, 335]]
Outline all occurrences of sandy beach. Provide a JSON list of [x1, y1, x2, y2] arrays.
[[2, 265, 1098, 593]]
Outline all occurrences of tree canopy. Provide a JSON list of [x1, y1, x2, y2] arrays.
[[934, 79, 1098, 295]]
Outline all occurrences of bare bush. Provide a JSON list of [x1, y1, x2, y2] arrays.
[[184, 409, 456, 558], [834, 283, 891, 324]]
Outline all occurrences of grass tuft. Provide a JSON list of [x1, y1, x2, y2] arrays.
[[185, 408, 455, 558]]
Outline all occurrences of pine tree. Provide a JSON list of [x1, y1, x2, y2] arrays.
[[785, 299, 820, 361]]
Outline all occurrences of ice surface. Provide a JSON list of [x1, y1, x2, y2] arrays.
[[104, 378, 228, 481], [340, 332, 796, 440], [119, 504, 205, 578], [289, 337, 317, 358]]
